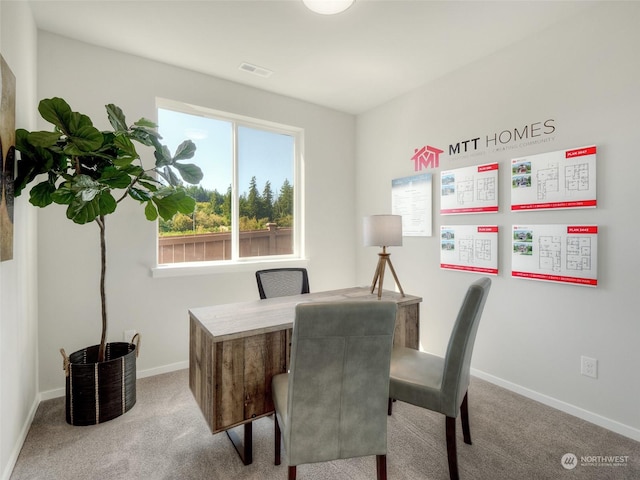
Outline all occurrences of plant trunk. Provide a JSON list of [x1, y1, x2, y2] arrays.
[[97, 215, 107, 362]]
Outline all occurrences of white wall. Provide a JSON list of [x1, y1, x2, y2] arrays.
[[35, 32, 357, 395], [0, 2, 39, 479], [356, 2, 640, 440]]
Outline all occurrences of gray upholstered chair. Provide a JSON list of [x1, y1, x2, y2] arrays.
[[388, 277, 492, 480], [256, 268, 310, 299], [272, 301, 397, 480]]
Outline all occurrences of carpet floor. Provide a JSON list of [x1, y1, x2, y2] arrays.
[[9, 370, 639, 479]]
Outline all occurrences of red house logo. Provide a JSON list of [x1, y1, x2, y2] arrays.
[[412, 145, 444, 171]]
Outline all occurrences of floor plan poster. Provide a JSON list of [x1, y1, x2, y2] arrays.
[[440, 225, 498, 275], [511, 145, 596, 211], [440, 162, 498, 215], [392, 173, 432, 236], [512, 225, 598, 287]]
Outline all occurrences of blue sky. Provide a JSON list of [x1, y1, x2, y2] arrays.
[[158, 108, 293, 196]]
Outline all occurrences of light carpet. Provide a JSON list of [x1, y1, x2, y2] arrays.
[[10, 370, 639, 479]]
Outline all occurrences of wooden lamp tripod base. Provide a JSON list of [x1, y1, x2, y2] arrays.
[[370, 246, 405, 300]]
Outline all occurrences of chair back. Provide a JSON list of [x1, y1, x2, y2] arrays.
[[284, 301, 397, 466], [255, 268, 310, 299], [440, 277, 492, 417]]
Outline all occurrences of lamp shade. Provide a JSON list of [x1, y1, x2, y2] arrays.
[[363, 215, 403, 247], [303, 0, 355, 15]]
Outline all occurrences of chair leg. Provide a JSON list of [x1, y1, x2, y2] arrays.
[[376, 454, 387, 480], [288, 466, 296, 480], [388, 398, 393, 416], [446, 416, 459, 480], [274, 416, 281, 465], [461, 391, 472, 445]]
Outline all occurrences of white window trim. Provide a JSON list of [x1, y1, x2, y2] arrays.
[[151, 257, 309, 278], [152, 97, 306, 275]]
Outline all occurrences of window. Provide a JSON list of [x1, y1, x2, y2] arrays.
[[156, 99, 302, 265]]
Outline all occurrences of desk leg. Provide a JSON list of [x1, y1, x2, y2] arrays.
[[226, 422, 253, 465]]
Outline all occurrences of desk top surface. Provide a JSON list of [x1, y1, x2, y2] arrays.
[[189, 287, 421, 342]]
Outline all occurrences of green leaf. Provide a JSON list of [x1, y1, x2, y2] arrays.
[[66, 190, 116, 224], [173, 140, 196, 161], [97, 191, 117, 215], [176, 193, 196, 214], [163, 166, 180, 186], [133, 117, 157, 129], [130, 125, 161, 147], [66, 125, 104, 153], [173, 162, 203, 184], [113, 135, 139, 161], [28, 181, 56, 207], [151, 195, 175, 221], [14, 137, 60, 196], [38, 98, 73, 133], [75, 175, 103, 202], [106, 104, 128, 132], [112, 156, 136, 168], [50, 182, 75, 205], [66, 196, 98, 224], [152, 190, 195, 221], [14, 160, 40, 197], [154, 145, 172, 167], [129, 187, 152, 202], [26, 131, 62, 148], [137, 179, 159, 192], [99, 167, 132, 189], [144, 201, 158, 221], [15, 129, 32, 151], [68, 112, 95, 134], [119, 164, 145, 177]]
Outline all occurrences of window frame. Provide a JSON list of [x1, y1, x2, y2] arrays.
[[152, 97, 305, 277]]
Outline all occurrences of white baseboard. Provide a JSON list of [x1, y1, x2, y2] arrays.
[[471, 368, 640, 442], [138, 360, 188, 379], [39, 360, 189, 401], [1, 396, 40, 480]]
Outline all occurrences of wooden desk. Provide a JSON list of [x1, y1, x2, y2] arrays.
[[189, 287, 421, 464]]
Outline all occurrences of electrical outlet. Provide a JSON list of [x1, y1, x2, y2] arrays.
[[581, 356, 598, 378], [124, 329, 137, 342]]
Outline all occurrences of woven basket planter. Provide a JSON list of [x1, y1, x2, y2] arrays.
[[61, 335, 140, 426]]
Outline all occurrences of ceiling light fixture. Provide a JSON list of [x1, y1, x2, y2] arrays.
[[303, 0, 355, 15]]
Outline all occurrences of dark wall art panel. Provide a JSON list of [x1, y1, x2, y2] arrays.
[[0, 54, 16, 262]]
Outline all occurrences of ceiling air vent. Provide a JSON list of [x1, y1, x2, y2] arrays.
[[239, 62, 273, 78]]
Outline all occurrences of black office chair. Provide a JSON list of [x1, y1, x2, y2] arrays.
[[255, 268, 310, 299]]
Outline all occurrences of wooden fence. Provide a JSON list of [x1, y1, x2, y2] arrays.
[[158, 224, 292, 264]]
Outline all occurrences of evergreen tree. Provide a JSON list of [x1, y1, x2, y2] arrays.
[[185, 185, 210, 202], [274, 179, 293, 222], [245, 176, 261, 220], [210, 189, 226, 216], [222, 185, 232, 224], [261, 180, 274, 221]]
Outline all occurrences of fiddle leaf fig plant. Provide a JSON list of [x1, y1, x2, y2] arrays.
[[15, 97, 203, 362]]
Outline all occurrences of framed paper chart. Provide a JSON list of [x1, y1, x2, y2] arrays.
[[392, 173, 432, 237], [440, 162, 498, 215], [440, 225, 498, 275], [511, 146, 596, 211], [512, 224, 598, 287]]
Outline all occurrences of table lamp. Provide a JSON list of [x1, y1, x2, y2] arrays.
[[363, 214, 405, 299]]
